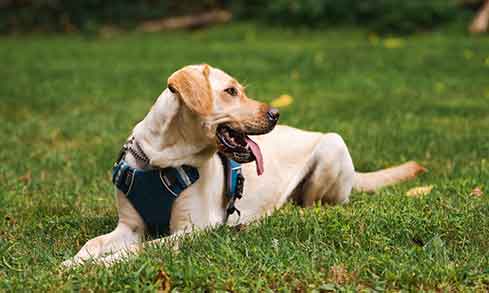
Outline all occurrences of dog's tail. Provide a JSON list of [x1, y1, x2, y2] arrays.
[[353, 161, 427, 192]]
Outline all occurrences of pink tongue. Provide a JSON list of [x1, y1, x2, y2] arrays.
[[244, 136, 264, 176]]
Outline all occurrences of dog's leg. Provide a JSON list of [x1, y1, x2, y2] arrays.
[[301, 133, 355, 206], [94, 231, 189, 266], [299, 132, 425, 203], [61, 222, 142, 268], [62, 192, 145, 268]]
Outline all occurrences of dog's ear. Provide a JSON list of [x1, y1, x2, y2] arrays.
[[167, 65, 213, 116]]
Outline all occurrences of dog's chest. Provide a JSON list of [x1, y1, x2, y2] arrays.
[[168, 156, 227, 232]]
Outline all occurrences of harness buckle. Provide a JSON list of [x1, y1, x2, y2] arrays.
[[226, 198, 241, 217], [115, 138, 133, 165], [115, 146, 126, 165], [235, 174, 244, 199]]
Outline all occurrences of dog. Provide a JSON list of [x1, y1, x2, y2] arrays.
[[62, 64, 426, 267]]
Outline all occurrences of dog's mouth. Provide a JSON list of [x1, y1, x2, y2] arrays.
[[216, 125, 264, 176]]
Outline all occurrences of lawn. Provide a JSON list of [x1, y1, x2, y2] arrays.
[[1, 23, 489, 291]]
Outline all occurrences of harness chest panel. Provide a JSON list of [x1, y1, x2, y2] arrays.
[[112, 156, 243, 237], [112, 160, 199, 236]]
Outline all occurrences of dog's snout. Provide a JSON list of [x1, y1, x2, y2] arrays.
[[267, 107, 280, 122]]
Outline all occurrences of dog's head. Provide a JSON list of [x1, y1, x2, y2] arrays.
[[166, 64, 279, 175]]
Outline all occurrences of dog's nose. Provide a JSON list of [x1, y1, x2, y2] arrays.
[[267, 107, 280, 122]]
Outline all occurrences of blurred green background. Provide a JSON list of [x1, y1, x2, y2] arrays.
[[1, 0, 484, 34]]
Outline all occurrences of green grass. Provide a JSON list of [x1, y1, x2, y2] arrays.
[[1, 23, 489, 291]]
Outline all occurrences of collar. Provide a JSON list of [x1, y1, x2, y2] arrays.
[[116, 136, 150, 168]]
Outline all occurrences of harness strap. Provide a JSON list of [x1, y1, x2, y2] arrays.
[[218, 153, 245, 223]]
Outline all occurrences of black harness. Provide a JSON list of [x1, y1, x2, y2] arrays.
[[112, 138, 244, 237]]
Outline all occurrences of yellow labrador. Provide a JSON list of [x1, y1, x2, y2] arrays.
[[62, 64, 425, 267]]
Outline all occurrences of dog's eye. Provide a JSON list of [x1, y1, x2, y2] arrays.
[[224, 87, 238, 96]]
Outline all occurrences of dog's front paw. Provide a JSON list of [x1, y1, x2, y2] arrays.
[[61, 259, 73, 268], [60, 238, 105, 269], [61, 258, 83, 269]]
